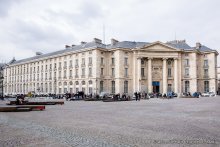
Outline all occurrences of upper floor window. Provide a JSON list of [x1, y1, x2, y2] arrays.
[[82, 58, 85, 65], [141, 68, 144, 77], [89, 57, 92, 65], [204, 60, 208, 67], [111, 58, 115, 65], [124, 57, 128, 66], [185, 68, 189, 76], [168, 68, 172, 77], [75, 59, 78, 66], [184, 59, 189, 66], [101, 57, 104, 65], [112, 68, 115, 77], [125, 68, 128, 77]]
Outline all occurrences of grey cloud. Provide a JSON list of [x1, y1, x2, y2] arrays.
[[0, 0, 22, 17]]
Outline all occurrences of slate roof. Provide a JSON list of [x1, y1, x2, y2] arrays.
[[193, 45, 214, 52], [166, 40, 192, 50], [10, 39, 216, 65]]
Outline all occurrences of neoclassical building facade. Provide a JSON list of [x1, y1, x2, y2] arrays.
[[3, 38, 218, 96]]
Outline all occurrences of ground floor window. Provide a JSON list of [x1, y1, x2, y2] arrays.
[[89, 87, 93, 94], [111, 81, 115, 94], [185, 81, 190, 93], [70, 88, 73, 93], [64, 88, 67, 93], [100, 81, 103, 93], [204, 81, 209, 92], [168, 84, 172, 92], [124, 81, 128, 93]]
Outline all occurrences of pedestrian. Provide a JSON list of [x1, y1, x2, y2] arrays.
[[134, 92, 138, 101]]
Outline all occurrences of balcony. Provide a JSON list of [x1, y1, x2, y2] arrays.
[[54, 68, 57, 71], [63, 76, 67, 79], [88, 63, 92, 66], [88, 74, 93, 77]]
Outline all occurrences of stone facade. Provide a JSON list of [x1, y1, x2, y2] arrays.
[[3, 39, 218, 96]]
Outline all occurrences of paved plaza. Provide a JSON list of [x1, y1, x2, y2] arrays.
[[0, 97, 220, 147]]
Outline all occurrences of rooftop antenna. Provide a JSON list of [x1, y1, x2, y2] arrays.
[[175, 31, 176, 40], [103, 23, 105, 44]]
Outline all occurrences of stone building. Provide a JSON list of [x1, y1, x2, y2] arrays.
[[3, 38, 218, 96]]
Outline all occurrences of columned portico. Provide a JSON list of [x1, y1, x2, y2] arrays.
[[148, 58, 152, 93], [162, 58, 167, 94]]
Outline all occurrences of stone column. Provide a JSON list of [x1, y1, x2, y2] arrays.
[[174, 58, 178, 93], [162, 58, 167, 94], [148, 58, 152, 93], [137, 57, 141, 91]]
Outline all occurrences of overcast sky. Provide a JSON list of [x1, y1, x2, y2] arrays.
[[0, 0, 220, 64]]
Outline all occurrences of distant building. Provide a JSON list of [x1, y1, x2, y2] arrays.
[[0, 63, 5, 97], [3, 38, 218, 96]]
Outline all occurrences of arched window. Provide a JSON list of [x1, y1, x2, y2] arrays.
[[69, 81, 73, 85], [185, 81, 190, 93], [124, 81, 128, 93], [89, 80, 93, 85], [75, 81, 79, 85]]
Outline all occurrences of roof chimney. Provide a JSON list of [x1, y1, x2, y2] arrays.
[[81, 41, 87, 45], [111, 38, 119, 46], [36, 52, 43, 56], [196, 42, 201, 49], [65, 45, 71, 49], [93, 38, 102, 44]]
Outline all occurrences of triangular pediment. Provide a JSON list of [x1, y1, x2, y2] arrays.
[[138, 41, 180, 52]]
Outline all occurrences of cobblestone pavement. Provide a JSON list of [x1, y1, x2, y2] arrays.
[[0, 97, 220, 147]]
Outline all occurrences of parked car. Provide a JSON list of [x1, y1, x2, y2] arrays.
[[99, 92, 110, 100], [201, 92, 216, 97]]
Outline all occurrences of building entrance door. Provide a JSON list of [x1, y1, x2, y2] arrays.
[[152, 81, 160, 93]]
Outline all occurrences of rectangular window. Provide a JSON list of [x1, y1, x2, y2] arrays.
[[59, 62, 61, 68], [168, 84, 172, 92], [184, 59, 189, 66], [185, 81, 190, 93], [82, 58, 85, 65], [64, 61, 67, 67], [204, 81, 209, 92], [59, 71, 61, 78], [101, 68, 104, 76], [141, 68, 144, 77], [112, 81, 115, 94], [69, 70, 72, 77], [76, 69, 78, 76], [50, 64, 52, 70], [89, 68, 92, 76], [54, 63, 56, 69], [111, 58, 115, 65], [112, 68, 115, 77], [101, 57, 104, 65], [82, 68, 85, 76], [89, 57, 92, 65], [185, 68, 189, 76], [124, 81, 128, 93], [168, 68, 171, 77], [89, 87, 93, 94], [124, 57, 128, 65], [75, 59, 78, 66], [64, 70, 66, 78], [69, 60, 72, 67], [204, 69, 208, 77], [100, 81, 103, 93], [204, 60, 208, 67], [125, 68, 128, 77]]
